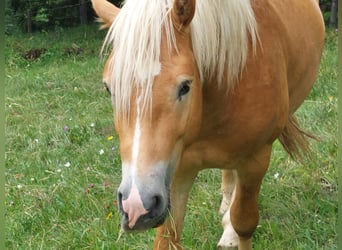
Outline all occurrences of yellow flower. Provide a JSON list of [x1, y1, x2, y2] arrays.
[[328, 96, 334, 102], [106, 211, 113, 220], [107, 135, 114, 141]]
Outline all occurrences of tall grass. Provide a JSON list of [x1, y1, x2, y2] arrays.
[[5, 25, 337, 249]]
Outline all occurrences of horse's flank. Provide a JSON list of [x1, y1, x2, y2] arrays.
[[102, 0, 258, 119]]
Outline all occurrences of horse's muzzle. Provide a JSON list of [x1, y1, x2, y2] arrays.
[[116, 161, 174, 231], [118, 188, 170, 231]]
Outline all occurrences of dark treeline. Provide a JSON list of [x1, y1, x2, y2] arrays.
[[320, 0, 338, 28], [5, 0, 338, 34], [5, 0, 124, 34]]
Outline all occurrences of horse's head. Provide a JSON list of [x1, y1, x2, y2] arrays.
[[92, 0, 201, 231]]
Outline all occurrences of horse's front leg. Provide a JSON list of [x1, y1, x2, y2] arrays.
[[218, 169, 238, 248], [220, 169, 237, 215], [218, 145, 271, 250], [153, 166, 198, 250]]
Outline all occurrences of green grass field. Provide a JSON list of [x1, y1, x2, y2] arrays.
[[5, 25, 337, 249]]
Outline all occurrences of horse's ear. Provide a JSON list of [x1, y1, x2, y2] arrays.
[[172, 0, 196, 30], [91, 0, 120, 29]]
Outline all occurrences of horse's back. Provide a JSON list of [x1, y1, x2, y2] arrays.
[[253, 0, 325, 112]]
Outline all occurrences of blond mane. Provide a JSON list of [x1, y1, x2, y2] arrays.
[[191, 0, 258, 88], [103, 0, 258, 118]]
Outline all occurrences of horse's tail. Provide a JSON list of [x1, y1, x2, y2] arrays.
[[278, 115, 316, 162]]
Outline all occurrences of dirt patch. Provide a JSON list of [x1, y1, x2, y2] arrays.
[[22, 48, 47, 60]]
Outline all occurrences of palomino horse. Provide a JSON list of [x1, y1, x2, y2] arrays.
[[91, 0, 325, 249]]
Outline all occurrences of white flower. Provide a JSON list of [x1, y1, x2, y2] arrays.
[[99, 149, 105, 155], [17, 184, 23, 189], [90, 123, 95, 128], [64, 162, 71, 167], [274, 172, 280, 179]]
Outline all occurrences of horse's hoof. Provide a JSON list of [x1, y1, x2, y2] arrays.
[[218, 246, 237, 250], [217, 239, 238, 250], [217, 226, 239, 250]]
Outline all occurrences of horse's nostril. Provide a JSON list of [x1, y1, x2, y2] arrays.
[[118, 191, 124, 211], [150, 195, 163, 217]]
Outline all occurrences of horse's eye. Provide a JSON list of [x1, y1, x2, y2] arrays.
[[178, 80, 191, 101]]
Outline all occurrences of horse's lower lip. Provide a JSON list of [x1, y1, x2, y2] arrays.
[[121, 209, 168, 232], [120, 198, 171, 232]]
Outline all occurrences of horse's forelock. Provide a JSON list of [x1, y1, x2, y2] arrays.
[[102, 0, 176, 120]]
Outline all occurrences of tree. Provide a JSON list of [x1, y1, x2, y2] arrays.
[[79, 0, 88, 25], [329, 0, 337, 28], [319, 0, 339, 28]]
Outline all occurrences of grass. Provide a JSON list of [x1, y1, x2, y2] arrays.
[[5, 25, 337, 249]]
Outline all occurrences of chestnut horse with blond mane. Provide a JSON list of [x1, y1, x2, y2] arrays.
[[91, 0, 324, 249]]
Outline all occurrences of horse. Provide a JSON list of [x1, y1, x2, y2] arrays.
[[91, 0, 325, 249]]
